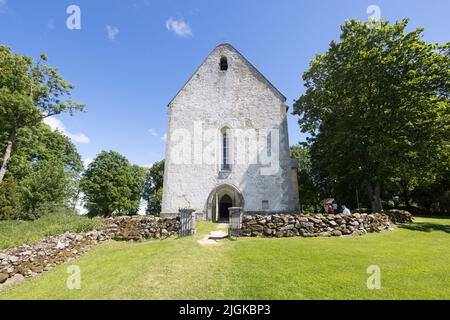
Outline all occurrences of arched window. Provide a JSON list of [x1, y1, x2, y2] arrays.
[[220, 56, 228, 71], [222, 130, 230, 170]]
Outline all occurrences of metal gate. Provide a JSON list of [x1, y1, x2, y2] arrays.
[[229, 207, 243, 237], [179, 209, 195, 237]]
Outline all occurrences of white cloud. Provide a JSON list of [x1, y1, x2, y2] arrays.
[[161, 133, 167, 142], [44, 117, 91, 144], [106, 25, 119, 41], [165, 17, 193, 37], [148, 128, 158, 137]]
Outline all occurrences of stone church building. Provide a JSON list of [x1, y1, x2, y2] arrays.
[[161, 44, 299, 222]]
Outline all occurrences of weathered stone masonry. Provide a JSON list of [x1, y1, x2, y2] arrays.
[[240, 213, 391, 238], [161, 44, 300, 220], [0, 216, 180, 288]]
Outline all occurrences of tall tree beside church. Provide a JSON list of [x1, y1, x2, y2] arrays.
[[294, 19, 449, 212], [0, 45, 84, 182], [143, 160, 165, 216]]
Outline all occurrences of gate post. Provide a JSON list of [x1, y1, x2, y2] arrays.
[[178, 208, 196, 237], [228, 207, 243, 237]]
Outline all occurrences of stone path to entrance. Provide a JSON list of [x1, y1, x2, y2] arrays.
[[197, 224, 229, 246]]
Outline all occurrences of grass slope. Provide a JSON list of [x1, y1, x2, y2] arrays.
[[0, 211, 103, 250], [1, 217, 449, 300]]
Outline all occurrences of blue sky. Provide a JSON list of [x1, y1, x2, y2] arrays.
[[1, 0, 449, 167]]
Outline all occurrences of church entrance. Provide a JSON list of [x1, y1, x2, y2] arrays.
[[207, 184, 244, 223], [219, 195, 233, 222]]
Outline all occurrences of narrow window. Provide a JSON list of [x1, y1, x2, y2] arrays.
[[267, 131, 272, 157], [223, 131, 230, 170], [220, 57, 228, 71], [262, 200, 269, 210]]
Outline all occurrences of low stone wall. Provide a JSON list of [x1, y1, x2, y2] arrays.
[[241, 213, 391, 238], [105, 216, 180, 241], [384, 210, 414, 224], [0, 216, 179, 288]]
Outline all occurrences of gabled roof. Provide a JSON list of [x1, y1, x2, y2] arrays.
[[168, 43, 287, 106]]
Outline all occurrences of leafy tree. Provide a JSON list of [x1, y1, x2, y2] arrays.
[[20, 160, 69, 219], [80, 151, 143, 217], [294, 19, 450, 212], [0, 122, 83, 220], [411, 170, 450, 214], [0, 177, 21, 220], [5, 123, 83, 219], [290, 144, 322, 212], [148, 188, 163, 216], [143, 160, 165, 216], [129, 164, 148, 216], [0, 45, 84, 182]]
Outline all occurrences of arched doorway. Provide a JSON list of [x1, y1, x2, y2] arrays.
[[207, 184, 244, 223], [219, 195, 233, 222]]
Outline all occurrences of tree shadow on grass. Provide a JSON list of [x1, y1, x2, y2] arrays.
[[398, 223, 450, 234]]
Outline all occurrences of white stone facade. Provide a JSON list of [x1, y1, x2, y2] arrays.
[[161, 44, 299, 221]]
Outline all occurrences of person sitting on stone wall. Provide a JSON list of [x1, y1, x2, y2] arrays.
[[342, 205, 351, 216], [327, 204, 334, 215], [332, 201, 338, 214]]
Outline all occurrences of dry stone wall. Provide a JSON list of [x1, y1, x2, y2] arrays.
[[105, 216, 180, 241], [384, 210, 414, 224], [241, 213, 391, 238], [0, 212, 403, 288], [0, 216, 179, 288]]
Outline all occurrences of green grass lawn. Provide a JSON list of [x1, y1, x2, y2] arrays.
[[1, 217, 449, 300], [0, 211, 103, 250]]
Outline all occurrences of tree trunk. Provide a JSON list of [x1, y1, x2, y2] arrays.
[[0, 123, 18, 183], [368, 181, 383, 212]]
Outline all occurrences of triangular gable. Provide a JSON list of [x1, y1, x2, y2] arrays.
[[168, 43, 286, 106]]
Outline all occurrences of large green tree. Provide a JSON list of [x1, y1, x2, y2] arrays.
[[0, 45, 84, 182], [80, 151, 145, 217], [294, 19, 450, 212], [0, 123, 83, 220], [143, 160, 165, 216]]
